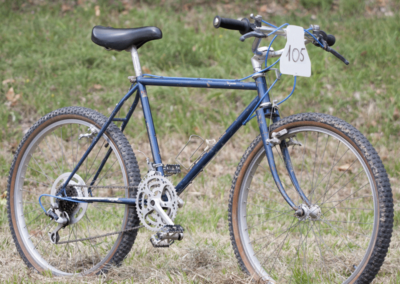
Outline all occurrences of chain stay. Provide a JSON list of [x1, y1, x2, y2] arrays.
[[54, 184, 141, 245]]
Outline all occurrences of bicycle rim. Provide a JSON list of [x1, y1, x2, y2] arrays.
[[11, 118, 130, 275], [236, 126, 378, 283]]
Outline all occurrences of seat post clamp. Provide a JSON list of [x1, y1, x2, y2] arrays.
[[128, 76, 137, 84]]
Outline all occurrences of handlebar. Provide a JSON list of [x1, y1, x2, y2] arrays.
[[214, 14, 349, 65], [213, 16, 252, 35]]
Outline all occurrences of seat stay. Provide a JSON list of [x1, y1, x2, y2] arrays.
[[60, 84, 139, 193]]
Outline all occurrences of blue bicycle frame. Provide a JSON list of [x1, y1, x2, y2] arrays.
[[59, 73, 308, 211]]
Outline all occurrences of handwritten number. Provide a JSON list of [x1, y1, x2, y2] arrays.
[[293, 48, 299, 62], [286, 46, 306, 63]]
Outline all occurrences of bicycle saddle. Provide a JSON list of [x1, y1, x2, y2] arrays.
[[91, 26, 162, 51]]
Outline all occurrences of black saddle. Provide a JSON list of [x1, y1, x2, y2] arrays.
[[91, 26, 162, 51]]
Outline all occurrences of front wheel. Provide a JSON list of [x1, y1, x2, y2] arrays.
[[229, 113, 393, 283]]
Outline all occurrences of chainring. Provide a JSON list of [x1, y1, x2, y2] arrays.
[[136, 172, 178, 232]]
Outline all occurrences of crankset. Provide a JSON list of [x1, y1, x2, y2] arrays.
[[136, 171, 185, 247]]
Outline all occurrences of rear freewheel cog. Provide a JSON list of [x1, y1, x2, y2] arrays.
[[136, 172, 179, 231]]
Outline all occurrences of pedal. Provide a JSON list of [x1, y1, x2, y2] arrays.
[[149, 225, 184, 248], [150, 234, 173, 248], [160, 224, 184, 234], [163, 164, 181, 176]]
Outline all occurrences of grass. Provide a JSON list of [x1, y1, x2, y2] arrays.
[[0, 0, 400, 283]]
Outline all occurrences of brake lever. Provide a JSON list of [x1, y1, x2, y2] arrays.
[[319, 38, 349, 65], [240, 31, 266, 42], [327, 46, 349, 65]]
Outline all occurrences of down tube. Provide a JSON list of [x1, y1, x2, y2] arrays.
[[175, 96, 259, 195]]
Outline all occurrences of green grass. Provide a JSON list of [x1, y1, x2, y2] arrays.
[[1, 0, 400, 283]]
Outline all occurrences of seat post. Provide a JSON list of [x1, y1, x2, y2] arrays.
[[130, 45, 142, 76]]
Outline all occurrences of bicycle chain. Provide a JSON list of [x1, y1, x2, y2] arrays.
[[55, 184, 141, 245], [56, 224, 144, 245]]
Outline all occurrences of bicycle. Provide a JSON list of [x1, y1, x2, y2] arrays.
[[7, 13, 393, 283]]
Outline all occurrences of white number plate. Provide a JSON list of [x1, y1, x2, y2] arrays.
[[280, 25, 311, 77]]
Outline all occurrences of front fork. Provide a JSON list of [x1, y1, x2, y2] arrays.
[[254, 76, 311, 211]]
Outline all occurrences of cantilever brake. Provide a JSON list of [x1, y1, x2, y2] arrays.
[[240, 31, 267, 42]]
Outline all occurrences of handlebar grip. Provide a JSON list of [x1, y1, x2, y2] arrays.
[[213, 16, 252, 35], [327, 47, 349, 65]]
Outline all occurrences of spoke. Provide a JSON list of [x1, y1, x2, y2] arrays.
[[84, 140, 106, 181], [53, 130, 68, 172], [21, 189, 44, 196], [316, 222, 370, 237], [246, 209, 294, 231], [27, 158, 51, 183], [311, 132, 320, 198], [283, 220, 313, 282], [95, 158, 119, 185], [76, 124, 81, 176], [319, 169, 364, 205], [311, 225, 331, 283], [253, 218, 300, 256], [62, 225, 74, 271], [322, 140, 340, 203], [254, 170, 286, 196], [33, 220, 53, 248], [249, 187, 278, 201], [80, 218, 98, 268], [304, 221, 310, 284], [245, 208, 292, 217], [310, 134, 329, 202], [23, 178, 50, 187], [321, 194, 371, 205], [45, 136, 62, 174], [92, 203, 124, 222], [320, 206, 373, 211], [70, 124, 74, 169], [315, 222, 352, 276], [72, 224, 84, 272], [312, 147, 349, 199], [265, 217, 297, 274], [300, 132, 308, 186], [22, 206, 44, 216], [84, 214, 104, 261], [320, 220, 373, 225], [319, 219, 360, 250], [315, 158, 359, 204], [37, 145, 59, 177], [315, 135, 329, 186], [320, 182, 370, 215], [24, 211, 45, 227]]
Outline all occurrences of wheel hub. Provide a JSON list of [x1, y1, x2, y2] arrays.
[[296, 204, 321, 221], [50, 172, 88, 224]]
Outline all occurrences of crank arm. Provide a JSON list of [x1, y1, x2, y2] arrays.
[[151, 199, 174, 225]]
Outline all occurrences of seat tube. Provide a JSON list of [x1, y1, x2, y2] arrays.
[[138, 83, 164, 174], [255, 76, 297, 210]]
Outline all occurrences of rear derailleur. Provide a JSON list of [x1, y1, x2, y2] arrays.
[[46, 206, 70, 244]]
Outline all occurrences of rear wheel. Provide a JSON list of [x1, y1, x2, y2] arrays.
[[229, 113, 393, 283], [7, 107, 141, 276]]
